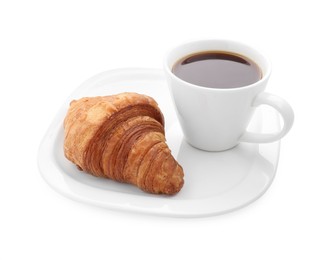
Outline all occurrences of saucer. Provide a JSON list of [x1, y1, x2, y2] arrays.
[[38, 68, 281, 217]]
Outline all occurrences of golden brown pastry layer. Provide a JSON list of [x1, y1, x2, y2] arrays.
[[63, 92, 184, 195]]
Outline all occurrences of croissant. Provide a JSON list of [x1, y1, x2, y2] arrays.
[[63, 92, 184, 195]]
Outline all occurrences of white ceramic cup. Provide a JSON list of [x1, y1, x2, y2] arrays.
[[164, 39, 294, 151]]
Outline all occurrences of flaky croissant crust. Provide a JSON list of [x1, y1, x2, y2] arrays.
[[63, 92, 184, 195]]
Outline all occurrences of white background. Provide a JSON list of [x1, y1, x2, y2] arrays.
[[1, 0, 329, 259]]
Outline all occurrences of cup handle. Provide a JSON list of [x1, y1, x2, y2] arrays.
[[240, 92, 294, 143]]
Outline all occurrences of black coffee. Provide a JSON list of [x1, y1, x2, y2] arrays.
[[172, 51, 262, 89]]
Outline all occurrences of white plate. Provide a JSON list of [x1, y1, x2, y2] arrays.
[[38, 68, 281, 218]]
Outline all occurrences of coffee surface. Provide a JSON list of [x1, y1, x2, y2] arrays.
[[172, 51, 262, 89]]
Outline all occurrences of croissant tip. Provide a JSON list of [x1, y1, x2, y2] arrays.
[[163, 176, 184, 195]]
